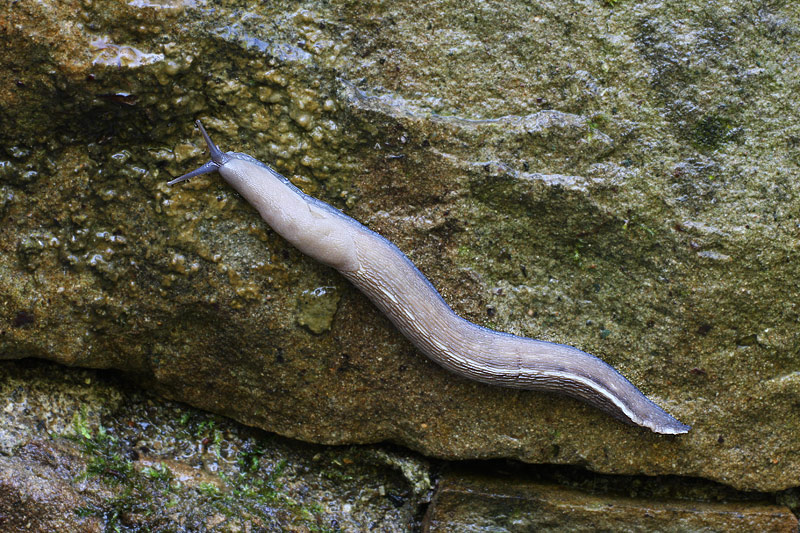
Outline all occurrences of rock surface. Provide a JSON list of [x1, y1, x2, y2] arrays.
[[0, 443, 103, 533], [0, 359, 429, 531], [423, 471, 798, 532], [2, 0, 800, 492]]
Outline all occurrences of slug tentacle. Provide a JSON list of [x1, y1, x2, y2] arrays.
[[195, 120, 228, 165], [166, 120, 229, 185], [168, 121, 690, 435], [167, 160, 220, 185]]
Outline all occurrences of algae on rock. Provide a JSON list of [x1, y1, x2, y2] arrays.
[[1, 0, 800, 494]]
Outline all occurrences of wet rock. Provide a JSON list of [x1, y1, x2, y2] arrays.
[[1, 0, 800, 493], [0, 441, 102, 533], [422, 472, 799, 533], [296, 285, 341, 334], [0, 359, 428, 531]]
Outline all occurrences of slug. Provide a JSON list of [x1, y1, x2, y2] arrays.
[[168, 120, 690, 435]]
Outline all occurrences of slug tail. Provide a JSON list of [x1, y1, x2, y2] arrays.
[[640, 406, 691, 435]]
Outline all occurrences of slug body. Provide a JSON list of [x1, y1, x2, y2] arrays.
[[169, 121, 690, 435]]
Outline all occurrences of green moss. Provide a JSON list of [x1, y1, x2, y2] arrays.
[[197, 483, 222, 498], [141, 463, 173, 484], [55, 401, 412, 531], [68, 408, 134, 484]]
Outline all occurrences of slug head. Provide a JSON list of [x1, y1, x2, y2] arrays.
[[167, 120, 230, 185]]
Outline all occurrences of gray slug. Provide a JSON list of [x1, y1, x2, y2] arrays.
[[168, 120, 690, 435]]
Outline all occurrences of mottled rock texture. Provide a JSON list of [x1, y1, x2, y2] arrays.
[[0, 442, 103, 533], [423, 472, 798, 533], [0, 360, 428, 531], [2, 0, 799, 492]]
